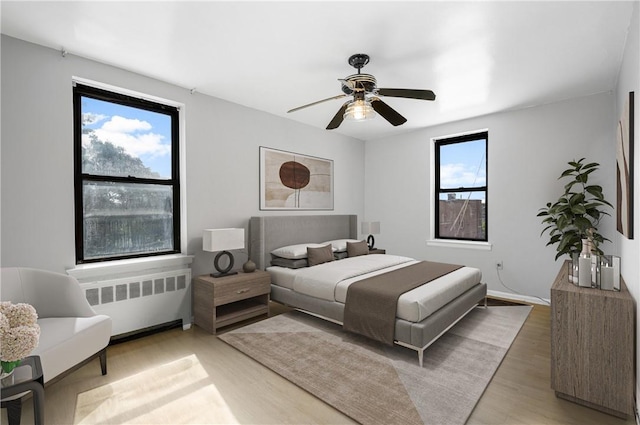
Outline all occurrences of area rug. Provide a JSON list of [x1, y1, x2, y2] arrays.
[[219, 305, 532, 425]]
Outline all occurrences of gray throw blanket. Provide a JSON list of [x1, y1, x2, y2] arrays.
[[343, 261, 463, 345]]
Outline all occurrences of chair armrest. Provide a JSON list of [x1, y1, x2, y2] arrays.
[[8, 268, 96, 318]]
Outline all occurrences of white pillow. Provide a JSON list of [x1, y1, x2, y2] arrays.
[[271, 243, 333, 259], [322, 239, 361, 253]]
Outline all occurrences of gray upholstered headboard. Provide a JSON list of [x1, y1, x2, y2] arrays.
[[249, 215, 358, 270]]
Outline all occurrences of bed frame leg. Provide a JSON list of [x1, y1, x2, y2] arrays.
[[418, 349, 424, 367]]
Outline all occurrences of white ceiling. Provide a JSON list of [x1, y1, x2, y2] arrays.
[[1, 1, 635, 141]]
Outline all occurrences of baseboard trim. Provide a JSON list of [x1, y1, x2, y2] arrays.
[[555, 391, 632, 420], [487, 289, 550, 306]]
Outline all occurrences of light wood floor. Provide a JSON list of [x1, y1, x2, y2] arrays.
[[3, 302, 636, 425]]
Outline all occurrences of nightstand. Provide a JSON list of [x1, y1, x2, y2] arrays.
[[369, 248, 386, 254], [193, 270, 270, 334]]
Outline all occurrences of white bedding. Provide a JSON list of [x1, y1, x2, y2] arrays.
[[267, 254, 482, 323]]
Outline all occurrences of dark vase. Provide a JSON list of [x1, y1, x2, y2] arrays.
[[242, 259, 256, 273]]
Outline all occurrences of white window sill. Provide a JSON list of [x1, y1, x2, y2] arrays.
[[67, 254, 194, 283], [426, 239, 493, 250]]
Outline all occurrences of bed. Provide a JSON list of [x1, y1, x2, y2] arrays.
[[249, 214, 487, 366]]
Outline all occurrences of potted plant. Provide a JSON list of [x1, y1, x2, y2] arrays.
[[538, 158, 612, 260]]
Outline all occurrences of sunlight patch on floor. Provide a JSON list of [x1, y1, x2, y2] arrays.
[[73, 354, 239, 424]]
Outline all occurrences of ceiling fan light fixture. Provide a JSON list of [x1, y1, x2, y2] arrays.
[[344, 99, 376, 121], [288, 53, 435, 130]]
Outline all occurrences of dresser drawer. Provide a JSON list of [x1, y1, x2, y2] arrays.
[[214, 276, 270, 305]]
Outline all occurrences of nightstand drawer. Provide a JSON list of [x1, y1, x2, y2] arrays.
[[214, 277, 270, 305]]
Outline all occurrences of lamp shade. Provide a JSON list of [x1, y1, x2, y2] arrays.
[[344, 99, 376, 121], [203, 228, 245, 252], [361, 221, 380, 235]]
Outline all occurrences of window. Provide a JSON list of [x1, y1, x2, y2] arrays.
[[73, 83, 180, 263], [434, 131, 487, 242]]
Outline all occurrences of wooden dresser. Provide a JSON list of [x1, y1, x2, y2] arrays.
[[550, 260, 635, 418]]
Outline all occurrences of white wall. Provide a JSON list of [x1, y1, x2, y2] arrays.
[[0, 36, 365, 277], [614, 1, 639, 412], [365, 92, 617, 301]]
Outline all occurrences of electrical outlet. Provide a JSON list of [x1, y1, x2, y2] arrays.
[[496, 260, 503, 270]]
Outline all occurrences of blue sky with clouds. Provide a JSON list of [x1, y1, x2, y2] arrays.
[[439, 138, 486, 201], [81, 97, 172, 178]]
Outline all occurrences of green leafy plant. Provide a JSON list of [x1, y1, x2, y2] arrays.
[[538, 158, 612, 260]]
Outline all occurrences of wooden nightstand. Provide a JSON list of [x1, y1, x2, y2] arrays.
[[369, 248, 386, 254], [193, 270, 270, 334]]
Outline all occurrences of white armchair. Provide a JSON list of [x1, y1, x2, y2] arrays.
[[1, 267, 112, 384]]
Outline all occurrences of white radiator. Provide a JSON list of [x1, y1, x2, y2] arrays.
[[81, 268, 192, 337]]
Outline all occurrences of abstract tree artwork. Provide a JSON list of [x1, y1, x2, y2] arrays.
[[260, 147, 333, 210], [616, 92, 634, 239]]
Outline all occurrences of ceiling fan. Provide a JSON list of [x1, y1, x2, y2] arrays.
[[287, 53, 436, 130]]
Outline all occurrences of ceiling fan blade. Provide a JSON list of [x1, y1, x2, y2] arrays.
[[370, 97, 407, 126], [326, 102, 350, 130], [287, 94, 348, 113], [377, 88, 436, 101]]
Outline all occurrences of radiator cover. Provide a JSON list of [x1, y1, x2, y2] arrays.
[[81, 268, 192, 336]]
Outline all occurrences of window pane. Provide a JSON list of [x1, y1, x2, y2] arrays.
[[81, 97, 172, 179], [83, 182, 174, 260], [439, 139, 486, 189], [438, 192, 486, 240]]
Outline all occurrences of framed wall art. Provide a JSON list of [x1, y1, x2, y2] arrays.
[[616, 91, 634, 239], [259, 147, 334, 210]]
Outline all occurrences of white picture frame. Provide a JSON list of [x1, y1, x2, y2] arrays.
[[259, 147, 334, 210]]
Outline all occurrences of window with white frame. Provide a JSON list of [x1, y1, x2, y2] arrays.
[[434, 131, 488, 242], [73, 83, 181, 263]]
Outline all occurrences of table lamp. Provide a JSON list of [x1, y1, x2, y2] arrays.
[[203, 228, 245, 278], [361, 221, 380, 250]]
